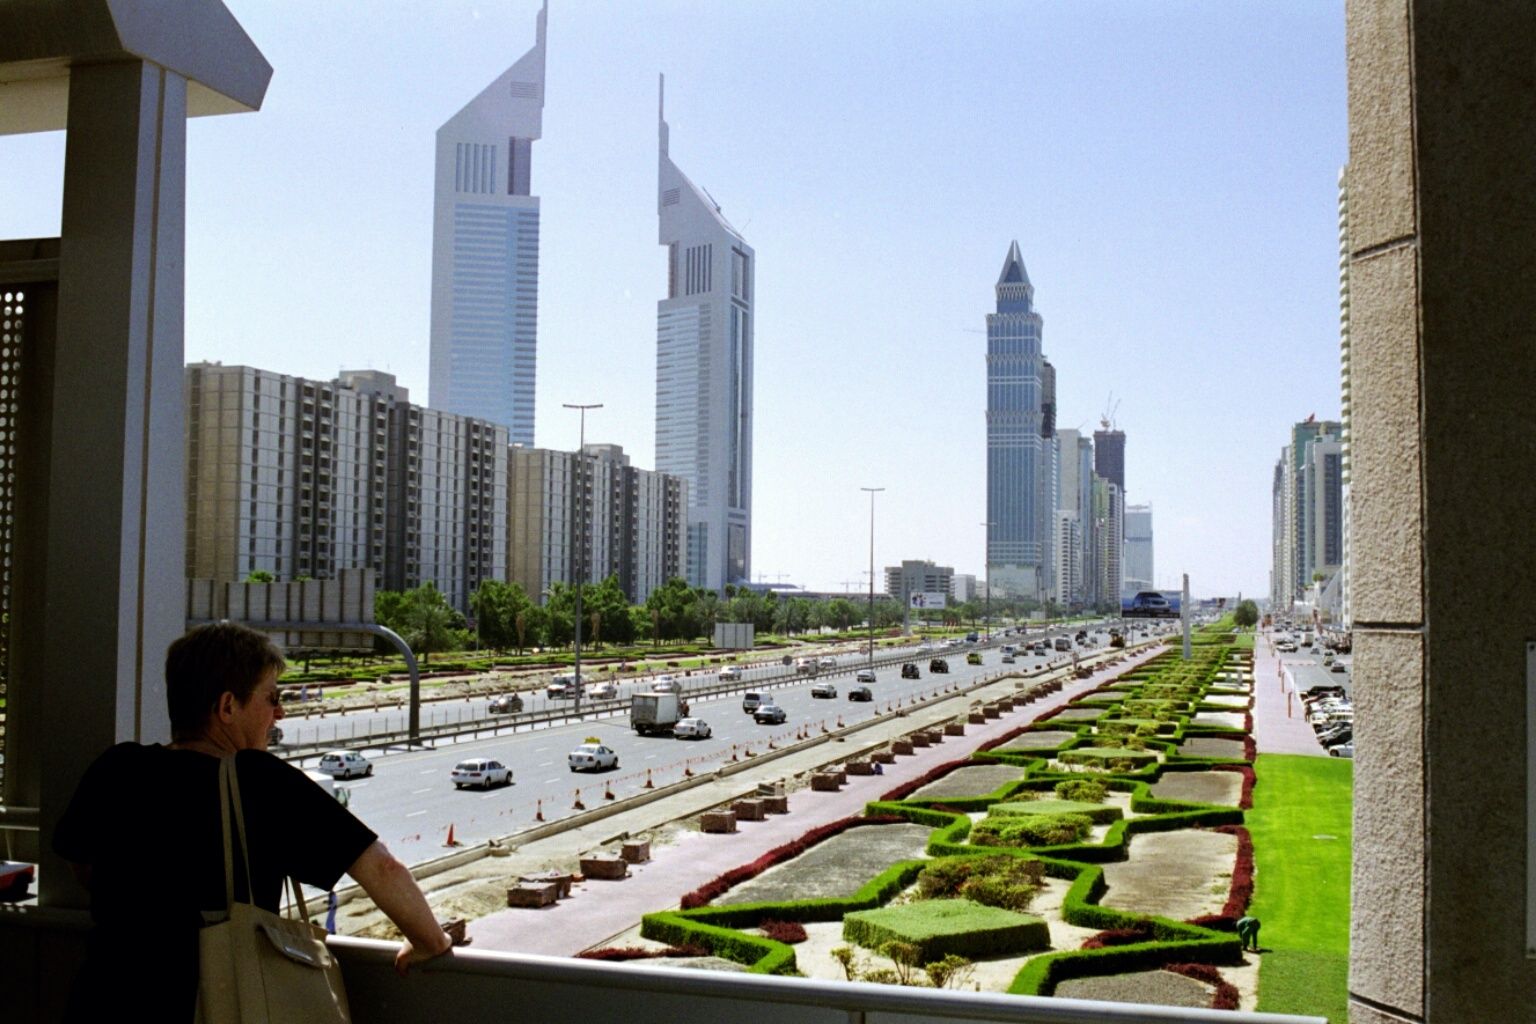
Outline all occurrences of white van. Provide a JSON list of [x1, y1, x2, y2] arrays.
[[742, 691, 765, 713]]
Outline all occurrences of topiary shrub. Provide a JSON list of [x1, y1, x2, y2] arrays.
[[843, 899, 1050, 961], [1055, 778, 1107, 803], [971, 813, 1094, 848], [759, 919, 808, 944], [917, 855, 1045, 911]]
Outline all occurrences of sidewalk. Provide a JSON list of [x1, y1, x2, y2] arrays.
[[465, 644, 1165, 956], [1249, 635, 1326, 756]]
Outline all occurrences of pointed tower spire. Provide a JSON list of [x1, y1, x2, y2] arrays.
[[997, 240, 1033, 289]]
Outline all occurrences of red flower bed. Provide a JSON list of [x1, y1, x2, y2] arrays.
[[1079, 926, 1154, 950], [1186, 824, 1254, 924], [576, 944, 709, 961], [1242, 735, 1257, 761], [1165, 962, 1241, 1011], [759, 919, 808, 943], [678, 814, 904, 909], [1213, 763, 1255, 809]]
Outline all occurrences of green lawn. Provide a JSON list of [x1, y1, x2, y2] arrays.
[[1248, 753, 1352, 1022]]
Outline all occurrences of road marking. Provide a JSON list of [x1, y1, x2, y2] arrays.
[[347, 781, 370, 790], [545, 778, 561, 785], [411, 787, 432, 795], [538, 761, 552, 767], [406, 809, 427, 818], [645, 753, 658, 760], [534, 747, 549, 753], [419, 769, 435, 776], [481, 792, 500, 800]]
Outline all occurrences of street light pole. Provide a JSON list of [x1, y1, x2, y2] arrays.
[[564, 402, 603, 711], [861, 487, 884, 668], [981, 521, 995, 640]]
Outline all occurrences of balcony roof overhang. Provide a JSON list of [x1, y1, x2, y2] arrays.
[[0, 0, 271, 135]]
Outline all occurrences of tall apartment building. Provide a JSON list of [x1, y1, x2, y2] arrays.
[[1337, 165, 1354, 627], [1055, 428, 1095, 608], [427, 2, 546, 445], [508, 443, 687, 605], [186, 364, 508, 612], [884, 560, 955, 603], [656, 77, 753, 592], [1270, 417, 1344, 609], [1092, 476, 1123, 608], [1124, 503, 1154, 592], [1093, 428, 1126, 492], [985, 241, 1049, 600], [1052, 510, 1081, 609]]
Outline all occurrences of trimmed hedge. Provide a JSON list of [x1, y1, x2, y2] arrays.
[[844, 899, 1051, 961], [678, 814, 902, 909], [987, 799, 1123, 825]]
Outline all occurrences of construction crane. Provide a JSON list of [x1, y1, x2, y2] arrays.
[[1100, 392, 1121, 431]]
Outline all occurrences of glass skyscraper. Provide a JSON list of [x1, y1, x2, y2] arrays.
[[427, 1, 546, 445], [986, 241, 1048, 600], [656, 76, 754, 592]]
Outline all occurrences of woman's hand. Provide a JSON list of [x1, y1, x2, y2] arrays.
[[393, 918, 469, 976]]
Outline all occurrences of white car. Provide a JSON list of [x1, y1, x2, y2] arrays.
[[316, 750, 372, 779], [855, 669, 877, 684], [810, 682, 837, 699], [915, 642, 934, 654], [569, 743, 620, 772], [817, 657, 837, 670], [718, 666, 742, 682], [586, 681, 618, 700], [652, 674, 681, 693], [674, 718, 712, 740], [548, 673, 577, 698], [451, 758, 512, 790]]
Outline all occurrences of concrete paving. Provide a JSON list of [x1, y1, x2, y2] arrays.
[[1251, 635, 1329, 756], [462, 643, 1166, 956]]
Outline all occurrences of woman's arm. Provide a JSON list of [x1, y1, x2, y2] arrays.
[[345, 840, 460, 975]]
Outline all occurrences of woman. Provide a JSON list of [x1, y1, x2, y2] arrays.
[[55, 622, 462, 1020]]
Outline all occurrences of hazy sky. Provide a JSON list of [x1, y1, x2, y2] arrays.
[[1, 0, 1346, 598]]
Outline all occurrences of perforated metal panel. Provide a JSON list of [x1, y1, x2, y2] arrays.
[[0, 289, 20, 791]]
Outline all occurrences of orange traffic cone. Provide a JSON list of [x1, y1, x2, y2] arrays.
[[644, 769, 654, 789], [604, 781, 615, 800], [444, 824, 460, 848], [729, 745, 739, 762], [535, 799, 545, 822], [684, 763, 694, 778], [837, 716, 844, 728], [573, 790, 585, 810]]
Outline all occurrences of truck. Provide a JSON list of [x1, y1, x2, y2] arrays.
[[631, 691, 690, 735]]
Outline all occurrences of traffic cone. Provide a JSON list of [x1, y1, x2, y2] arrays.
[[573, 790, 585, 810], [644, 769, 654, 789], [535, 799, 545, 822], [684, 763, 694, 778], [729, 745, 739, 762], [444, 824, 460, 848], [604, 781, 615, 800], [768, 737, 777, 750], [837, 716, 844, 728]]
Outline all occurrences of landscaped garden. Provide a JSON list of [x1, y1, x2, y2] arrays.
[[617, 634, 1351, 1014]]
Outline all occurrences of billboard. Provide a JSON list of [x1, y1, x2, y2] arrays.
[[1120, 589, 1182, 619], [909, 591, 947, 610]]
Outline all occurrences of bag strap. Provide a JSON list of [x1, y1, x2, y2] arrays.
[[219, 754, 311, 923]]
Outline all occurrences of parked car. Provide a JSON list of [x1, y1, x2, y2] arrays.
[[811, 682, 837, 699], [452, 758, 512, 789], [966, 652, 983, 666], [855, 668, 877, 684], [488, 693, 524, 715], [753, 703, 788, 725], [1328, 743, 1354, 758], [674, 717, 712, 740], [316, 750, 372, 780], [900, 662, 921, 679], [568, 743, 619, 772], [929, 658, 950, 674], [586, 681, 618, 700], [742, 691, 765, 713], [848, 685, 873, 702], [719, 666, 742, 682], [1330, 662, 1348, 673]]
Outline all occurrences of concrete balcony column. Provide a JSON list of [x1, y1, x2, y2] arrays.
[[35, 59, 189, 906]]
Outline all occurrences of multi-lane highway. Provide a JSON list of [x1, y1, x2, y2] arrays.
[[293, 627, 1147, 866]]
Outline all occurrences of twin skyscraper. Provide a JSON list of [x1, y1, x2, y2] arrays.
[[426, 3, 753, 592]]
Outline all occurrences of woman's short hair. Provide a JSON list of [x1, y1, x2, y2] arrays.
[[166, 622, 287, 740]]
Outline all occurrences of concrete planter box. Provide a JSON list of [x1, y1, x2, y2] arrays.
[[579, 854, 629, 881], [811, 773, 842, 792], [983, 706, 1001, 719], [968, 712, 987, 724], [944, 722, 966, 736], [922, 730, 944, 744], [762, 794, 790, 814], [621, 839, 651, 863], [701, 810, 738, 833], [733, 798, 767, 821], [846, 760, 874, 775], [506, 882, 558, 908], [871, 750, 897, 764], [910, 733, 931, 747], [892, 740, 914, 755]]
